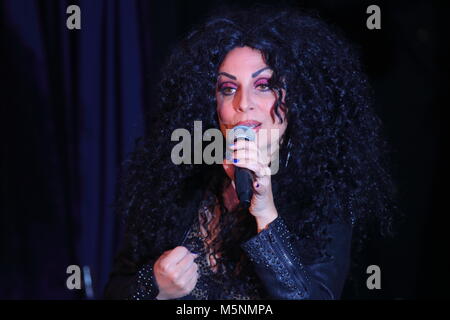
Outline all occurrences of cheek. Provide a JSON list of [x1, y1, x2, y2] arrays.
[[216, 101, 235, 123]]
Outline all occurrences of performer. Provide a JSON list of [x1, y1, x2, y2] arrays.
[[104, 5, 396, 300]]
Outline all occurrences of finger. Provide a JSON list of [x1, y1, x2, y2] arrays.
[[231, 149, 258, 164], [185, 265, 199, 290], [185, 262, 199, 281], [175, 262, 198, 288], [230, 143, 271, 166], [166, 246, 190, 265], [159, 250, 170, 259], [175, 252, 197, 274], [252, 178, 270, 193], [233, 161, 272, 178], [229, 140, 258, 152]]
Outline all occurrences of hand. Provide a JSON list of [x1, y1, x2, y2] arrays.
[[225, 139, 278, 226], [153, 246, 199, 300]]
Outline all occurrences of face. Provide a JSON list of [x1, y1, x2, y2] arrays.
[[215, 46, 287, 157]]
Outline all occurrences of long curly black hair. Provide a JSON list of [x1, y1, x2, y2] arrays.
[[114, 4, 397, 288]]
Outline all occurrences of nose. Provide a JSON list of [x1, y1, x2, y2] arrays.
[[235, 87, 255, 112]]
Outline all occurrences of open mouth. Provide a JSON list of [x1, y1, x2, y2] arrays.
[[234, 121, 262, 129], [246, 122, 262, 132]]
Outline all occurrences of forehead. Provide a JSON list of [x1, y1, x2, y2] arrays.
[[219, 46, 268, 72]]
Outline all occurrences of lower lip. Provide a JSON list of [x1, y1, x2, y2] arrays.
[[251, 124, 262, 132]]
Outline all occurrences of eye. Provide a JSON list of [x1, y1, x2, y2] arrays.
[[218, 82, 237, 96], [220, 87, 236, 96], [255, 78, 271, 91], [257, 83, 270, 91]]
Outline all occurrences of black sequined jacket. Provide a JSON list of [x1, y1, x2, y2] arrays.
[[104, 185, 353, 300]]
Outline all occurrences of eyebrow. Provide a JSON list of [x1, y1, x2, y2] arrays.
[[217, 67, 271, 80]]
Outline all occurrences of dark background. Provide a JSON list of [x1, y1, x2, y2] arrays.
[[0, 0, 447, 299]]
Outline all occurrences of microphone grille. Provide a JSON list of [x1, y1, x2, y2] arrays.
[[229, 125, 256, 142]]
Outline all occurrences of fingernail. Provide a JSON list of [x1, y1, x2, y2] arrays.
[[233, 158, 239, 163], [228, 144, 235, 148], [256, 183, 260, 188]]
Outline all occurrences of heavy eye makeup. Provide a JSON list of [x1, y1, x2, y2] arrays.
[[217, 77, 272, 96]]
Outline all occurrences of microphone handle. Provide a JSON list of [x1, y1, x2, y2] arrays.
[[234, 166, 253, 210]]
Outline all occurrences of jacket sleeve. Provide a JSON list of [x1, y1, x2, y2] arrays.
[[241, 215, 352, 300], [103, 234, 160, 300]]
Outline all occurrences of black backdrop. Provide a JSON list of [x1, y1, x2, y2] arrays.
[[0, 0, 447, 299]]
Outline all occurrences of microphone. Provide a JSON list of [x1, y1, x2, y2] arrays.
[[228, 125, 256, 210]]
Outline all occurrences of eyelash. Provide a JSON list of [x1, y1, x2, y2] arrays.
[[218, 80, 271, 96]]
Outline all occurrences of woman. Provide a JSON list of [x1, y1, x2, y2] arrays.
[[104, 5, 396, 300]]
